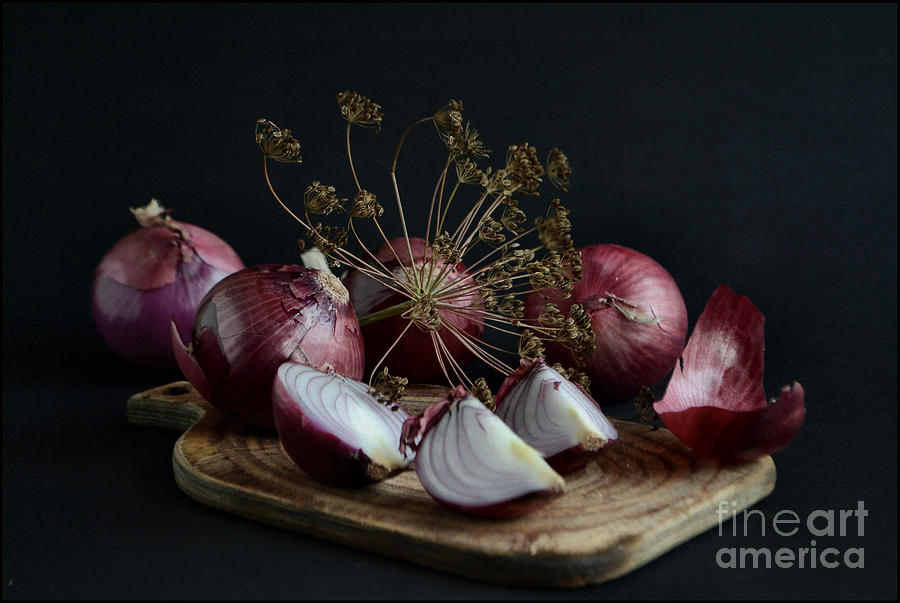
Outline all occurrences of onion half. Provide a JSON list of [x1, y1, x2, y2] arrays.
[[495, 358, 618, 473], [272, 363, 412, 486], [171, 264, 364, 429], [343, 237, 484, 383], [653, 284, 806, 463], [92, 201, 244, 366], [401, 386, 565, 517], [525, 243, 688, 400]]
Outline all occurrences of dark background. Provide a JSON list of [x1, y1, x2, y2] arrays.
[[2, 3, 896, 599]]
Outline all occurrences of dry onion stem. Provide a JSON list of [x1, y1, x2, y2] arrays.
[[255, 92, 594, 399]]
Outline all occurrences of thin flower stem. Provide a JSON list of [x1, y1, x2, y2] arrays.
[[449, 189, 490, 246], [390, 117, 432, 292], [437, 181, 461, 235], [458, 229, 539, 276], [435, 310, 520, 354], [430, 331, 453, 386], [443, 320, 514, 374], [437, 305, 528, 337], [370, 217, 418, 288], [433, 331, 472, 387], [264, 158, 390, 280], [346, 123, 361, 192], [422, 156, 453, 293], [263, 158, 313, 232], [367, 320, 416, 387], [433, 158, 451, 242], [347, 219, 417, 298]]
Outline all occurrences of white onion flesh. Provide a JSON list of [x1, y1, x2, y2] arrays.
[[413, 393, 564, 509], [274, 363, 411, 478], [496, 361, 618, 459]]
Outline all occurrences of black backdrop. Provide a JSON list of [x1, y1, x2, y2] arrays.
[[2, 3, 897, 599]]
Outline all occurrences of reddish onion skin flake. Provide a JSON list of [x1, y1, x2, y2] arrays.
[[653, 284, 806, 463]]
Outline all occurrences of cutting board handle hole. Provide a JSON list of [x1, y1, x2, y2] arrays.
[[163, 384, 192, 397]]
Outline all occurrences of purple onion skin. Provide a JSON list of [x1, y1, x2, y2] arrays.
[[343, 237, 484, 384], [525, 244, 688, 401], [92, 224, 244, 367], [271, 376, 392, 486], [172, 264, 365, 429]]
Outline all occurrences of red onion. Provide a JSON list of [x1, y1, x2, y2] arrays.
[[525, 243, 688, 400], [343, 237, 484, 383], [91, 200, 244, 366], [495, 358, 618, 473], [653, 284, 805, 463], [272, 362, 412, 486], [401, 386, 564, 518], [171, 263, 365, 429]]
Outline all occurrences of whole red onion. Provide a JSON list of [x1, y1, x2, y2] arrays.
[[525, 244, 688, 400], [171, 263, 365, 429], [91, 200, 244, 366], [342, 237, 484, 384]]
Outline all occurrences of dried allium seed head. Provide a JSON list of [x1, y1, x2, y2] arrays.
[[452, 122, 490, 159], [478, 218, 506, 246], [527, 252, 571, 293], [472, 377, 496, 412], [256, 118, 303, 163], [518, 329, 546, 360], [495, 295, 524, 320], [545, 148, 572, 192], [304, 181, 345, 215], [551, 363, 592, 392], [433, 99, 464, 142], [336, 90, 384, 132], [455, 158, 487, 185], [432, 232, 463, 264], [500, 198, 527, 234], [633, 385, 660, 426], [505, 144, 543, 195], [536, 198, 573, 251], [371, 367, 409, 407], [351, 189, 383, 218], [309, 222, 349, 255], [557, 303, 596, 363]]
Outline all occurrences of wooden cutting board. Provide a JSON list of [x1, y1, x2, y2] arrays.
[[126, 381, 776, 589]]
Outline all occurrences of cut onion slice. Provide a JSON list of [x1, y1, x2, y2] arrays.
[[653, 284, 806, 463], [401, 386, 565, 517], [495, 358, 619, 473], [272, 363, 412, 486]]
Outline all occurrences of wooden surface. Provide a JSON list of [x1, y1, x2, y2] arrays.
[[126, 381, 776, 589]]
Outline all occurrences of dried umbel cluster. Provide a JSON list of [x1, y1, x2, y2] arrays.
[[256, 92, 593, 404]]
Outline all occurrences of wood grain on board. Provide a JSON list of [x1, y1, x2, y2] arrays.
[[126, 381, 776, 589]]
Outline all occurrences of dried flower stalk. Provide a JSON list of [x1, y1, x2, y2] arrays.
[[256, 93, 593, 401]]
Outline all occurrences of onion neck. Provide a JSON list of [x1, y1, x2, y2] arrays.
[[130, 199, 191, 243]]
